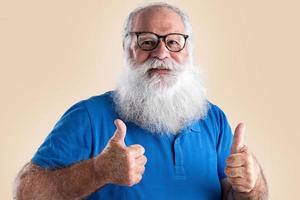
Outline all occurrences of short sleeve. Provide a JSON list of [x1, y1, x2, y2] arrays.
[[31, 101, 92, 169], [215, 107, 233, 180]]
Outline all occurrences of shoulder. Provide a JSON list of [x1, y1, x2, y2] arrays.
[[55, 91, 116, 127], [78, 91, 114, 110], [197, 101, 232, 138], [64, 91, 115, 115], [204, 101, 229, 124], [207, 101, 227, 115]]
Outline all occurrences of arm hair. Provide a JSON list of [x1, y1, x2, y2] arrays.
[[14, 158, 108, 200]]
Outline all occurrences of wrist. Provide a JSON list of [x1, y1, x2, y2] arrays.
[[93, 155, 111, 187]]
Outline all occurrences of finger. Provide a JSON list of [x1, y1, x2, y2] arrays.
[[226, 153, 246, 167], [135, 165, 145, 175], [135, 155, 147, 166], [128, 173, 143, 186], [126, 174, 142, 187], [110, 119, 127, 146], [228, 177, 248, 186], [238, 145, 250, 155], [231, 122, 246, 154], [229, 176, 256, 190], [127, 144, 145, 157], [134, 174, 143, 184], [232, 184, 253, 193], [225, 167, 246, 178]]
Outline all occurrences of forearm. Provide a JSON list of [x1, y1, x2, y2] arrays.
[[14, 157, 108, 200]]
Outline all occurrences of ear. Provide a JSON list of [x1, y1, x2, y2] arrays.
[[124, 38, 135, 60], [128, 47, 134, 61], [122, 39, 125, 51]]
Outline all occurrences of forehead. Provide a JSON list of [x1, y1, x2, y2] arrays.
[[132, 7, 186, 34]]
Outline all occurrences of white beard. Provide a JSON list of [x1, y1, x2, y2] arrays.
[[113, 56, 208, 135]]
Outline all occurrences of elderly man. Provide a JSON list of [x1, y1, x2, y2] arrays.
[[15, 3, 268, 200]]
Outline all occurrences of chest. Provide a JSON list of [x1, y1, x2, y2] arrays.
[[89, 123, 222, 200]]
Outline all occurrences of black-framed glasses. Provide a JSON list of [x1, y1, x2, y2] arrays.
[[128, 32, 189, 52]]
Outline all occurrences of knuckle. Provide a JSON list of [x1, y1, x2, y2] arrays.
[[137, 174, 143, 182], [131, 144, 145, 153], [232, 185, 240, 191], [128, 170, 134, 177], [236, 186, 247, 193], [134, 174, 142, 184], [137, 147, 145, 155], [247, 176, 255, 186], [122, 148, 130, 157], [126, 171, 135, 181], [241, 145, 248, 152], [137, 144, 145, 151], [224, 168, 230, 176], [245, 155, 253, 164], [232, 178, 239, 185], [139, 166, 145, 174], [230, 171, 236, 177], [127, 162, 135, 171], [227, 158, 234, 165], [142, 156, 148, 164], [125, 149, 134, 157], [127, 174, 142, 186], [226, 156, 233, 164], [228, 168, 236, 176], [228, 177, 235, 184], [227, 178, 233, 185], [124, 156, 131, 165], [240, 182, 253, 192], [126, 179, 136, 187], [120, 149, 128, 157], [246, 176, 252, 184], [245, 166, 253, 175], [244, 186, 253, 193], [225, 168, 234, 177]]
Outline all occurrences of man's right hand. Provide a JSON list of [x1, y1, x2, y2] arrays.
[[94, 119, 147, 187]]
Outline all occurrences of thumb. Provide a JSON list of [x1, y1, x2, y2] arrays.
[[230, 122, 246, 154], [110, 119, 127, 146]]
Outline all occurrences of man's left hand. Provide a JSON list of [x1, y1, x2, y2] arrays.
[[224, 123, 261, 193]]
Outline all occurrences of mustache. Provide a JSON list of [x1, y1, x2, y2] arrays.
[[146, 58, 177, 70], [132, 58, 181, 75]]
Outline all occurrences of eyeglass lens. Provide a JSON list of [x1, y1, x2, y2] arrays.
[[137, 33, 186, 52]]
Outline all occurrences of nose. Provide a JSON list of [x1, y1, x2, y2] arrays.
[[150, 40, 170, 60]]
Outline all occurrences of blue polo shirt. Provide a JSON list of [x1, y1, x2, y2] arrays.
[[32, 91, 233, 200]]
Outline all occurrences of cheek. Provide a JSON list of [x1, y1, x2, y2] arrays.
[[170, 49, 188, 64], [128, 40, 149, 65], [133, 49, 150, 65]]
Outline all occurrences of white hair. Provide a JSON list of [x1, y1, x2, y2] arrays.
[[113, 57, 208, 134], [122, 3, 192, 38], [114, 3, 207, 134]]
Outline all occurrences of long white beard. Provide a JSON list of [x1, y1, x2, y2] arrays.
[[113, 57, 208, 135]]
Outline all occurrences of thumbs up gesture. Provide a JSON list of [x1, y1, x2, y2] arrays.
[[94, 119, 147, 186], [224, 123, 261, 193]]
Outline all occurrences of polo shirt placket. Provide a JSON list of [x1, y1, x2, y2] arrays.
[[174, 135, 186, 180]]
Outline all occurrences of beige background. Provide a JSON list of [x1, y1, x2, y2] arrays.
[[1, 0, 299, 199]]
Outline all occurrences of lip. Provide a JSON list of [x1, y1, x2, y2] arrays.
[[148, 68, 172, 76]]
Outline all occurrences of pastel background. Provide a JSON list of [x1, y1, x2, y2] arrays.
[[1, 0, 299, 199]]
